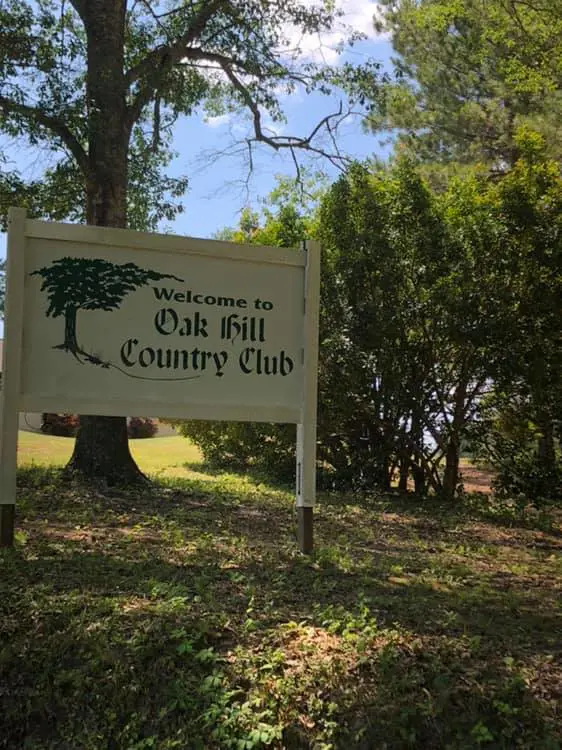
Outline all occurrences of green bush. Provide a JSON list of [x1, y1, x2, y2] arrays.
[[40, 413, 79, 437], [468, 394, 561, 506], [493, 449, 562, 505], [172, 420, 296, 481], [127, 417, 158, 439]]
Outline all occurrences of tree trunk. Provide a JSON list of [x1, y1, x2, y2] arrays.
[[442, 440, 460, 502], [412, 462, 425, 495], [374, 435, 391, 490], [441, 377, 468, 502], [411, 409, 426, 495], [398, 443, 409, 492], [398, 459, 409, 492], [66, 0, 144, 484], [537, 418, 556, 471]]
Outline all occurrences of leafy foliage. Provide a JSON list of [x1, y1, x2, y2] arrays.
[[40, 412, 79, 437], [469, 384, 562, 505], [370, 0, 562, 167], [465, 131, 562, 503], [179, 145, 561, 503], [127, 417, 158, 439], [0, 143, 189, 233], [174, 419, 296, 481]]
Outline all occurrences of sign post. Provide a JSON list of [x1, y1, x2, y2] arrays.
[[1, 209, 27, 546], [0, 210, 320, 551], [296, 241, 321, 553]]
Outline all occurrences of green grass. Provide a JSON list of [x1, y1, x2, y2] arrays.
[[1, 450, 561, 749], [17, 431, 201, 477]]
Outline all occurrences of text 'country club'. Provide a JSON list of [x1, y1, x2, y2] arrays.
[[119, 307, 296, 378]]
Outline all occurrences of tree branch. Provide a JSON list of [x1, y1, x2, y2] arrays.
[[124, 0, 229, 124], [0, 96, 89, 175], [138, 0, 174, 41], [220, 63, 352, 168]]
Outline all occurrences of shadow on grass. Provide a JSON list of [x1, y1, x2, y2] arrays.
[[319, 486, 562, 536], [2, 466, 561, 749], [1, 554, 230, 749], [182, 459, 296, 491], [14, 467, 562, 646]]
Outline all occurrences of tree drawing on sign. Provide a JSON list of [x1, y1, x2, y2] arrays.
[[31, 257, 182, 365]]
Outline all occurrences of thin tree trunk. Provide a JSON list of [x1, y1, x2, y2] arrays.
[[375, 434, 392, 490], [66, 0, 145, 484], [442, 440, 460, 502], [537, 418, 556, 471], [398, 427, 409, 492], [398, 453, 409, 492], [411, 409, 425, 495], [441, 377, 468, 502], [412, 462, 426, 495]]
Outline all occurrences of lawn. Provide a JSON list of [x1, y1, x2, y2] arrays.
[[1, 439, 561, 749], [17, 431, 202, 478]]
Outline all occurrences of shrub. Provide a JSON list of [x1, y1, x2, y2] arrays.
[[127, 417, 158, 439], [468, 394, 562, 506], [493, 450, 562, 506], [40, 413, 79, 437], [171, 420, 296, 482]]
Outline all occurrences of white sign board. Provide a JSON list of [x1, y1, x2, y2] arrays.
[[0, 209, 320, 550]]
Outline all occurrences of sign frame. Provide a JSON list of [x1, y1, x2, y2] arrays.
[[0, 208, 320, 551]]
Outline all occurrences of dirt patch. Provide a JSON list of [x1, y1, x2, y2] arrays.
[[459, 463, 494, 494]]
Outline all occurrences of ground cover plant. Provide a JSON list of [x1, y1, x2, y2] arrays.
[[1, 439, 561, 749]]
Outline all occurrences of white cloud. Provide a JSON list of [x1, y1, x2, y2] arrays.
[[338, 0, 385, 37], [205, 114, 232, 128], [283, 1, 386, 65]]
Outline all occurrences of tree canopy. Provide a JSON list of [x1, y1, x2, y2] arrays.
[[368, 0, 562, 167], [0, 0, 379, 228], [180, 142, 562, 502]]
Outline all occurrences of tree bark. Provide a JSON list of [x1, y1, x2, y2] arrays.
[[398, 454, 409, 492], [67, 415, 144, 484], [442, 439, 460, 502], [66, 0, 145, 484], [441, 377, 468, 502]]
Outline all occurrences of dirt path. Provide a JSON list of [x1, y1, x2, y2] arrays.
[[459, 461, 494, 494]]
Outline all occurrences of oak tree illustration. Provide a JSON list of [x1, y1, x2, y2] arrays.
[[31, 257, 182, 364]]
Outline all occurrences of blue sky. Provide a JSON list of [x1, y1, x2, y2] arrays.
[[1, 1, 395, 251]]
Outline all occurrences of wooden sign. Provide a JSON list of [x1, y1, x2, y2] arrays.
[[0, 208, 320, 551]]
